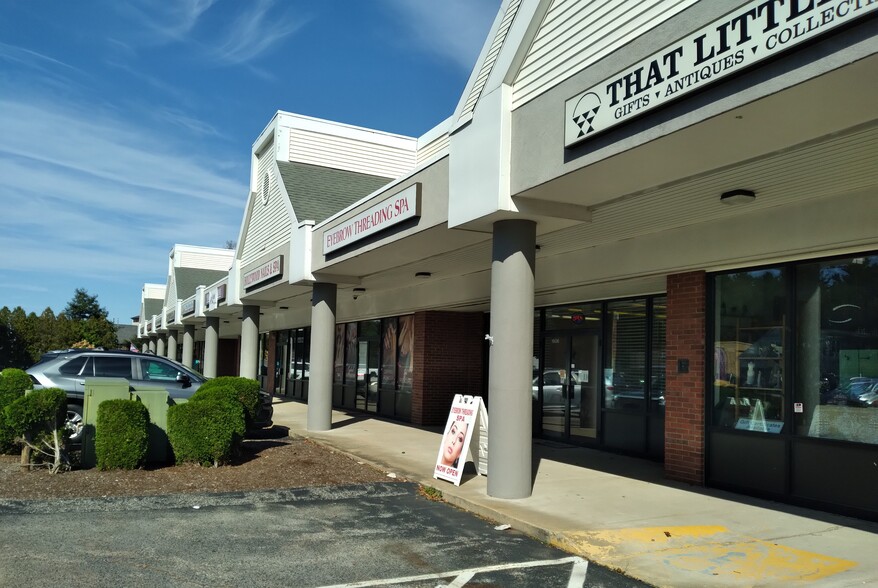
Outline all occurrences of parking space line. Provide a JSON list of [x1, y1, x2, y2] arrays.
[[317, 556, 588, 587]]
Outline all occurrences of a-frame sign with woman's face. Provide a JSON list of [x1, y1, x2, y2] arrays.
[[434, 395, 478, 485]]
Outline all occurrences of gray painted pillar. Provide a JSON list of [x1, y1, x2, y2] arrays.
[[148, 338, 156, 354], [141, 342, 148, 353], [182, 324, 195, 368], [156, 336, 166, 357], [167, 329, 178, 361], [204, 317, 220, 378], [308, 282, 337, 432], [239, 305, 260, 381], [487, 219, 536, 499]]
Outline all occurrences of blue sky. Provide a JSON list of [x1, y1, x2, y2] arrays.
[[0, 0, 500, 324]]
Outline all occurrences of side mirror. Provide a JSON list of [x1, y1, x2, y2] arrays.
[[176, 372, 192, 388]]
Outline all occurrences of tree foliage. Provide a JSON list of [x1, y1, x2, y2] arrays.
[[0, 290, 119, 369]]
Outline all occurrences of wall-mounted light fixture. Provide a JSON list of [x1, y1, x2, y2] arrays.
[[415, 272, 431, 279], [720, 189, 756, 204], [353, 287, 366, 300]]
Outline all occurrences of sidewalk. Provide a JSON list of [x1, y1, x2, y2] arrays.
[[271, 398, 877, 588]]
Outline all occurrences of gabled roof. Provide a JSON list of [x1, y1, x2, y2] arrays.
[[173, 268, 229, 300], [278, 161, 392, 224]]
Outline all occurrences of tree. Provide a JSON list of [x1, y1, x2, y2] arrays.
[[63, 288, 108, 321]]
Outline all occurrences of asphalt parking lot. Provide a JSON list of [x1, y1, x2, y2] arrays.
[[0, 482, 649, 587]]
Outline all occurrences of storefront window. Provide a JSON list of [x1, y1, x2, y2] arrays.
[[605, 299, 648, 411], [713, 269, 787, 432], [345, 323, 358, 384], [381, 318, 397, 388], [334, 324, 344, 383], [651, 297, 667, 413], [398, 315, 414, 391], [796, 255, 878, 445]]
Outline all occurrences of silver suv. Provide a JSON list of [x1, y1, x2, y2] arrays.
[[27, 349, 272, 442]]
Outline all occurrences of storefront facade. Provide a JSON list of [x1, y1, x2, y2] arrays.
[[135, 0, 877, 519]]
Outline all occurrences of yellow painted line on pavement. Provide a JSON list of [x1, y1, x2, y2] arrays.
[[553, 526, 857, 583]]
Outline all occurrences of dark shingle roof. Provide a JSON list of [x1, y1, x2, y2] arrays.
[[277, 161, 393, 224], [173, 268, 229, 300], [142, 298, 163, 318]]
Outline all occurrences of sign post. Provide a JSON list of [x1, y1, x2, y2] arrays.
[[434, 394, 488, 486]]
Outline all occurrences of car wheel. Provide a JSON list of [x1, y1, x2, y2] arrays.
[[66, 404, 84, 443]]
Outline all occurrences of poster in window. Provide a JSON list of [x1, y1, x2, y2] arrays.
[[398, 315, 414, 391]]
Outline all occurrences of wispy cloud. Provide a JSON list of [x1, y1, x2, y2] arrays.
[[383, 0, 501, 70], [111, 0, 307, 67], [0, 96, 245, 283], [210, 0, 308, 65]]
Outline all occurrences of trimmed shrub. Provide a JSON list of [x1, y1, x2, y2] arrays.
[[195, 377, 260, 426], [3, 388, 67, 458], [0, 373, 20, 454], [95, 399, 150, 470], [167, 395, 245, 467], [1, 368, 33, 395]]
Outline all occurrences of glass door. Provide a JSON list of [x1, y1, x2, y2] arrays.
[[274, 331, 289, 396], [540, 333, 599, 442]]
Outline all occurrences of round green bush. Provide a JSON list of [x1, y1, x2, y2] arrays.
[[95, 399, 150, 470], [1, 368, 33, 396], [168, 396, 245, 467], [3, 388, 66, 450], [196, 377, 260, 424]]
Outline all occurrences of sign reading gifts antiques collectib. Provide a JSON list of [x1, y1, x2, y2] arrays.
[[323, 183, 421, 254], [564, 0, 878, 147], [434, 395, 488, 486]]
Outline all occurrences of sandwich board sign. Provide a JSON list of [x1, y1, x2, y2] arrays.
[[433, 394, 488, 486]]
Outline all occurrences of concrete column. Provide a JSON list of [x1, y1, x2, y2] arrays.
[[308, 282, 337, 432], [148, 338, 156, 354], [239, 305, 260, 381], [182, 324, 195, 368], [487, 219, 536, 499], [156, 336, 166, 357], [204, 317, 220, 378], [167, 329, 178, 361]]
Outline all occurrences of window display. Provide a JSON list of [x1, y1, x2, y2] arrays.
[[796, 255, 878, 445], [712, 269, 787, 432]]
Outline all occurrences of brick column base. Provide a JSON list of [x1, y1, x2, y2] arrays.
[[665, 271, 706, 485]]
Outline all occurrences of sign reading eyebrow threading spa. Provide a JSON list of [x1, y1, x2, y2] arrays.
[[323, 183, 421, 255], [564, 0, 877, 147]]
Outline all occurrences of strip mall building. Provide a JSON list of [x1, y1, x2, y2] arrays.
[[136, 0, 878, 520]]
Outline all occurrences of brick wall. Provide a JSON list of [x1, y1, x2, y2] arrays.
[[411, 311, 485, 426], [665, 271, 706, 485]]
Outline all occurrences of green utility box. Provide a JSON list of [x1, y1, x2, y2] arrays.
[[130, 386, 171, 463], [81, 378, 131, 468]]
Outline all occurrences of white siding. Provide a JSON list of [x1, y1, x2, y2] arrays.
[[512, 0, 698, 109], [241, 153, 292, 265], [416, 133, 450, 165], [178, 250, 233, 271], [166, 274, 178, 307], [461, 0, 522, 117], [289, 128, 416, 179]]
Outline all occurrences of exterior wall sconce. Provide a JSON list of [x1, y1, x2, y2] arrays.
[[720, 189, 756, 204], [415, 272, 432, 279], [353, 287, 366, 300]]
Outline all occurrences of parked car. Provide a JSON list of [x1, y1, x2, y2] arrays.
[[532, 369, 580, 410], [822, 377, 878, 406], [27, 349, 273, 442]]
